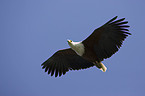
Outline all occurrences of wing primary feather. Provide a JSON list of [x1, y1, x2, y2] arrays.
[[119, 25, 130, 28], [48, 63, 53, 75], [41, 60, 49, 69], [45, 65, 49, 72], [51, 62, 56, 76], [55, 64, 59, 77], [110, 18, 125, 24], [59, 54, 69, 75], [58, 61, 63, 77], [121, 29, 129, 31], [123, 31, 131, 35], [116, 21, 128, 25], [59, 57, 66, 75], [105, 16, 118, 25], [44, 60, 51, 72], [56, 61, 60, 77], [62, 65, 66, 75]]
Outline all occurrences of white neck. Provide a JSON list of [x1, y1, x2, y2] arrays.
[[68, 41, 85, 56]]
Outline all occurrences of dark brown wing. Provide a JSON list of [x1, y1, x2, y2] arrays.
[[41, 48, 94, 77], [82, 16, 131, 62]]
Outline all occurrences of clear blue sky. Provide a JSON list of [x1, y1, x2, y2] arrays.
[[0, 0, 145, 96]]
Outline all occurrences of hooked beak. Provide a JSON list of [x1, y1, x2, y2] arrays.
[[67, 39, 72, 43]]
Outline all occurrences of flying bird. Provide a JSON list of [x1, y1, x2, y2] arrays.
[[41, 16, 131, 77]]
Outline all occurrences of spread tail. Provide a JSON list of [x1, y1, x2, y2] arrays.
[[95, 62, 107, 72]]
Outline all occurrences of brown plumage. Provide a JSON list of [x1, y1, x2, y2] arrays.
[[41, 16, 131, 77]]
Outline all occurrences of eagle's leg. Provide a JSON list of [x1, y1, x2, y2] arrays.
[[94, 61, 107, 72]]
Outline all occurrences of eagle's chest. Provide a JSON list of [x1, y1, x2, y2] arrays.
[[69, 42, 85, 56]]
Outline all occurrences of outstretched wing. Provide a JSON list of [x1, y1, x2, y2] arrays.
[[41, 48, 94, 77], [83, 16, 131, 61]]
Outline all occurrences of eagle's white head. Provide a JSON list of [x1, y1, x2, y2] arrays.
[[67, 39, 85, 56]]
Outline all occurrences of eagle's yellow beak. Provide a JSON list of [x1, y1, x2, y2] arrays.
[[67, 40, 72, 43]]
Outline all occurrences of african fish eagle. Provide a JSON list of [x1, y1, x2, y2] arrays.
[[41, 16, 131, 77]]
